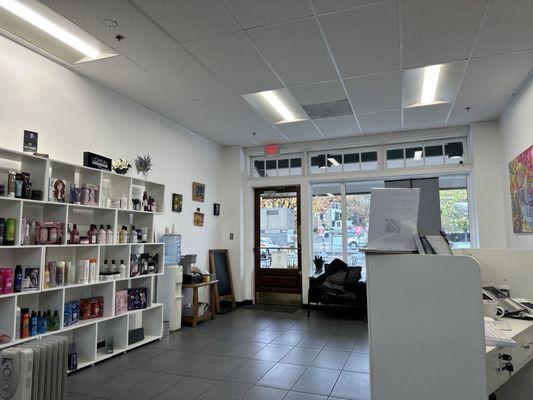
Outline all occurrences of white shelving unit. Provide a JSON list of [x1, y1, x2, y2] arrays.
[[0, 147, 165, 373]]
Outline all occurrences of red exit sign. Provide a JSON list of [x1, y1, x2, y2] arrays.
[[264, 144, 279, 156]]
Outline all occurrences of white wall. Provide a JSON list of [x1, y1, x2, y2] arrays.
[[500, 75, 533, 249], [0, 35, 223, 269], [469, 121, 506, 247]]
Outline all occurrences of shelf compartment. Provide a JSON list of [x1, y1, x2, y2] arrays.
[[21, 202, 67, 245], [0, 198, 22, 246], [0, 297, 15, 345], [101, 172, 131, 209], [16, 290, 63, 340], [117, 211, 154, 244], [116, 276, 154, 308], [131, 179, 165, 213], [99, 245, 130, 278], [127, 304, 162, 348], [96, 315, 127, 359], [64, 281, 114, 323], [51, 322, 96, 372], [0, 149, 48, 198], [67, 206, 116, 240], [130, 243, 164, 278], [48, 160, 101, 204], [45, 246, 99, 287]]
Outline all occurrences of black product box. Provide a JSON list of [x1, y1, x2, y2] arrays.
[[83, 152, 111, 171], [128, 327, 145, 345], [127, 287, 147, 310]]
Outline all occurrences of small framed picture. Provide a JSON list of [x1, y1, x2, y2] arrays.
[[194, 212, 204, 227], [172, 193, 183, 212], [23, 130, 38, 153], [192, 182, 205, 202]]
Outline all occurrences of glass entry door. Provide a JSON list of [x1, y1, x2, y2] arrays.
[[254, 186, 302, 303]]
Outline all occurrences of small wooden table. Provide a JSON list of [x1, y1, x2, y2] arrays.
[[182, 280, 218, 327]]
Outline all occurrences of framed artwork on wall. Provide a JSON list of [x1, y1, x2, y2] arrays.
[[509, 145, 533, 233], [172, 193, 182, 212], [194, 212, 204, 227], [192, 182, 205, 202]]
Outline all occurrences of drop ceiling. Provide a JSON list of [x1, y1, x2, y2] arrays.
[[33, 0, 533, 146]]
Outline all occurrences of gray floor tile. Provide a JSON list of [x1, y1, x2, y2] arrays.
[[353, 339, 369, 353], [166, 353, 217, 375], [241, 385, 287, 400], [134, 349, 189, 372], [257, 362, 306, 390], [298, 335, 330, 348], [325, 337, 356, 351], [221, 340, 267, 358], [252, 343, 293, 362], [151, 376, 218, 400], [344, 352, 369, 373], [190, 356, 244, 379], [199, 339, 242, 355], [331, 371, 370, 400], [312, 350, 350, 370], [113, 372, 182, 400], [196, 381, 251, 400], [222, 359, 276, 384], [292, 367, 341, 396], [285, 391, 327, 400], [272, 331, 308, 346], [79, 369, 153, 398], [153, 376, 217, 400], [249, 329, 285, 343], [281, 346, 321, 366]]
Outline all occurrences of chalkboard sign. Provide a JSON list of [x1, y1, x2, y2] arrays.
[[209, 250, 235, 312]]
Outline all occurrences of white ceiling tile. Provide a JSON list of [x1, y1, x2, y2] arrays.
[[312, 0, 384, 14], [127, 45, 234, 100], [131, 0, 239, 43], [248, 19, 337, 86], [276, 121, 324, 141], [474, 0, 533, 57], [199, 96, 268, 128], [290, 81, 346, 106], [184, 32, 283, 94], [248, 125, 289, 145], [313, 116, 360, 137], [358, 110, 401, 134], [73, 56, 190, 106], [151, 101, 232, 134], [403, 103, 451, 131], [345, 71, 401, 114], [221, 0, 312, 29], [41, 0, 175, 55], [448, 96, 510, 126], [319, 2, 399, 77], [456, 51, 533, 101], [402, 0, 485, 68]]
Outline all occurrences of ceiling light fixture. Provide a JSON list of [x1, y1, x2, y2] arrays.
[[326, 193, 335, 197], [420, 64, 441, 105], [413, 150, 423, 160], [0, 0, 100, 57], [260, 90, 296, 123]]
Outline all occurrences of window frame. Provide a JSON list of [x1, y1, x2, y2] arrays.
[[251, 153, 304, 178]]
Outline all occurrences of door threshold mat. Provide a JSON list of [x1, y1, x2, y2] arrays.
[[243, 304, 301, 313]]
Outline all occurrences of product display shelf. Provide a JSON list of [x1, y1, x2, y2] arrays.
[[0, 148, 166, 371]]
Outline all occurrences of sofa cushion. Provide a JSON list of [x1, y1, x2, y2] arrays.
[[345, 267, 362, 292], [322, 271, 347, 292]]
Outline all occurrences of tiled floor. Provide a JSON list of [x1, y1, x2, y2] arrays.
[[67, 308, 369, 400]]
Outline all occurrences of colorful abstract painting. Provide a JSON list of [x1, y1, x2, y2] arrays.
[[509, 146, 533, 233]]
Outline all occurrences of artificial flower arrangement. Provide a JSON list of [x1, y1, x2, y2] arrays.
[[112, 158, 132, 175], [134, 154, 153, 177]]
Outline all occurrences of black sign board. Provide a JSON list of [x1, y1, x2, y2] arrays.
[[83, 151, 111, 171]]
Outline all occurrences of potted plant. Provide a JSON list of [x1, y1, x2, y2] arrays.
[[313, 255, 325, 273], [134, 154, 153, 178], [112, 158, 132, 175]]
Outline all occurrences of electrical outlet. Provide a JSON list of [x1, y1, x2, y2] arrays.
[[229, 233, 234, 240]]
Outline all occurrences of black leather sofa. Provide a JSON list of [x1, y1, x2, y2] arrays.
[[308, 258, 367, 317]]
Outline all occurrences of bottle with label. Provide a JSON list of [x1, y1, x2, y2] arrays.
[[119, 260, 127, 278], [119, 225, 128, 244], [97, 225, 106, 244], [68, 343, 78, 371], [110, 260, 118, 274], [130, 226, 137, 243], [21, 309, 29, 338], [88, 225, 97, 244], [14, 265, 22, 292], [44, 264, 50, 289], [120, 193, 128, 210], [0, 217, 4, 245], [41, 311, 47, 334], [143, 191, 148, 211], [70, 224, 80, 244], [15, 307, 20, 340], [37, 311, 43, 334], [30, 311, 38, 336], [106, 225, 113, 244], [4, 218, 16, 245], [49, 226, 58, 243]]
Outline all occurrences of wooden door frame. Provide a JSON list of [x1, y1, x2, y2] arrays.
[[254, 185, 302, 298]]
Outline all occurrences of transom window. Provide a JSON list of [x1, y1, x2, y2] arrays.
[[385, 139, 466, 169], [252, 155, 303, 178], [309, 149, 379, 174]]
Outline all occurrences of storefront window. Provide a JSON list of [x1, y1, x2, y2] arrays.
[[440, 188, 470, 248], [312, 184, 343, 263]]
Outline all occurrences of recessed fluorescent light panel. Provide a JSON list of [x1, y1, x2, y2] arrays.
[[242, 88, 308, 124], [0, 0, 117, 63], [403, 61, 466, 108]]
